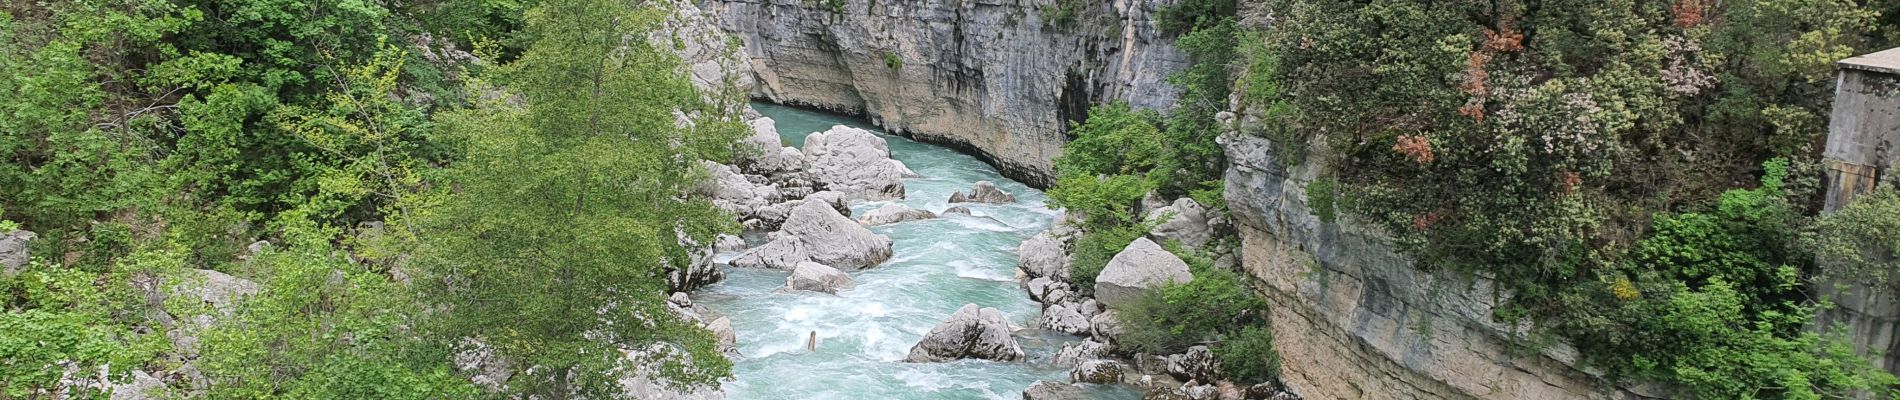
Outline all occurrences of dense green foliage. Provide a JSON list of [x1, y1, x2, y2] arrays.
[[412, 0, 742, 396], [1813, 187, 1900, 289], [1234, 0, 1900, 395], [1, 0, 744, 397], [1116, 247, 1278, 383]]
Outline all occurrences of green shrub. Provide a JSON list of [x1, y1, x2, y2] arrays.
[[1812, 187, 1900, 290], [882, 52, 902, 70], [1116, 267, 1268, 354], [1214, 326, 1280, 383], [1066, 224, 1147, 291], [1048, 174, 1152, 231]]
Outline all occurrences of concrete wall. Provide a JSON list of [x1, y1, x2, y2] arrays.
[[1819, 60, 1900, 375]]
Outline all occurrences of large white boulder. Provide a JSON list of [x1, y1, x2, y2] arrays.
[[802, 125, 906, 200], [738, 117, 807, 173], [1016, 231, 1069, 281], [855, 203, 936, 226], [730, 201, 892, 270], [1093, 237, 1193, 308], [782, 261, 855, 294], [904, 304, 1025, 362], [1145, 197, 1220, 249]]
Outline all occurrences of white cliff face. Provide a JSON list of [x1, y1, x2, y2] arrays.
[[699, 0, 1190, 186]]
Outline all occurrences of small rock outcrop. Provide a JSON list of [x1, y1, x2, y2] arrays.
[[782, 261, 855, 294], [1022, 380, 1090, 400], [940, 206, 974, 216], [947, 180, 1015, 204], [803, 125, 907, 200], [1093, 237, 1193, 308], [1070, 359, 1125, 384], [730, 201, 893, 270], [1, 229, 34, 276], [904, 304, 1025, 362], [855, 203, 937, 226]]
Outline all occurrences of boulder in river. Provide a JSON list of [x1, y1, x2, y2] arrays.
[[940, 206, 974, 216], [1052, 340, 1110, 367], [1016, 231, 1069, 281], [1093, 237, 1193, 308], [1, 229, 34, 276], [905, 304, 1025, 362], [947, 180, 1016, 204], [1070, 359, 1125, 384], [856, 203, 937, 226], [1039, 303, 1091, 335], [782, 261, 855, 294], [802, 125, 907, 200], [730, 201, 893, 270], [1022, 380, 1090, 400]]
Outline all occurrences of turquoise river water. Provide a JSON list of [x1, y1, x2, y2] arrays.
[[697, 104, 1140, 399]]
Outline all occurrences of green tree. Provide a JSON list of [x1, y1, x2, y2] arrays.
[[412, 0, 742, 397]]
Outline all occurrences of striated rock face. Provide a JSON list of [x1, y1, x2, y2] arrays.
[[700, 0, 1190, 186], [1220, 131, 1661, 399], [905, 304, 1026, 362]]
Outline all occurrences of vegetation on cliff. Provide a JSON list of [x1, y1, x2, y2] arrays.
[[1229, 0, 1900, 396], [0, 0, 742, 397]]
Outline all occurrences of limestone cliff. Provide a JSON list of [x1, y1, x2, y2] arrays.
[[1219, 130, 1666, 399], [699, 0, 1189, 186]]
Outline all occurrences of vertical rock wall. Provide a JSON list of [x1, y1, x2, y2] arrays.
[[1220, 130, 1663, 399], [699, 0, 1190, 186]]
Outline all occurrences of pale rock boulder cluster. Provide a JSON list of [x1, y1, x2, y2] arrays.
[[1015, 197, 1295, 399]]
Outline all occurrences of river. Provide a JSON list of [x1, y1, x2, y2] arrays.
[[696, 103, 1140, 399]]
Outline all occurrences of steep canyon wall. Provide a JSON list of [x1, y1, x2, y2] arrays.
[[1219, 129, 1665, 399], [699, 0, 1189, 186]]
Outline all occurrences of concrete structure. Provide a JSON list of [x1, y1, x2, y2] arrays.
[[1825, 47, 1900, 210], [1819, 47, 1900, 374]]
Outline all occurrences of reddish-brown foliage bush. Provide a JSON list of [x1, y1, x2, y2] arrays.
[[1394, 134, 1435, 165]]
